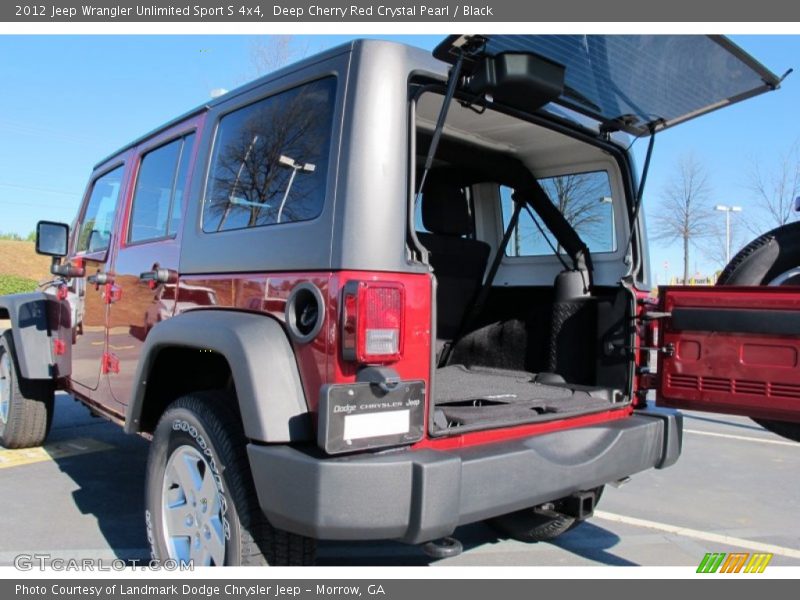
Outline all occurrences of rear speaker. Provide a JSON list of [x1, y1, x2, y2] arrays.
[[285, 282, 325, 344]]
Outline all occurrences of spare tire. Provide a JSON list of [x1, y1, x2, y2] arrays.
[[716, 221, 800, 442]]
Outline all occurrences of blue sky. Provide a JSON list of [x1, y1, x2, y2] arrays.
[[0, 34, 798, 283]]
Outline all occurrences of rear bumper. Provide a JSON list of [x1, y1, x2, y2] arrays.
[[247, 408, 682, 544]]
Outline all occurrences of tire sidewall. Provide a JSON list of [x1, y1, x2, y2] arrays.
[[0, 336, 13, 441], [145, 403, 243, 566], [718, 222, 800, 285]]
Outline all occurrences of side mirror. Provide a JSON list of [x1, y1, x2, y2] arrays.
[[795, 196, 800, 212], [36, 221, 69, 257]]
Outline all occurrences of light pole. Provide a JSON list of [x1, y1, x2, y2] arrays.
[[600, 196, 615, 250], [276, 155, 316, 223], [715, 205, 742, 264]]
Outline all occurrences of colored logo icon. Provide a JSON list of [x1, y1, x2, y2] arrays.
[[697, 552, 773, 573]]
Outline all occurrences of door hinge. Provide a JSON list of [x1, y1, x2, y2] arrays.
[[604, 342, 675, 358], [631, 343, 675, 357], [637, 371, 659, 390], [101, 352, 120, 374], [104, 283, 123, 304], [638, 311, 671, 321], [634, 369, 659, 408]]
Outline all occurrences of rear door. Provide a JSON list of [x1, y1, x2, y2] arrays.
[[106, 115, 202, 405], [656, 286, 800, 422]]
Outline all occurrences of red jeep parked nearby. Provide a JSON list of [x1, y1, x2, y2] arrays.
[[1, 35, 797, 566]]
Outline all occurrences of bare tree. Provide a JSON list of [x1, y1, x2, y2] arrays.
[[746, 141, 800, 232], [652, 155, 714, 283], [511, 171, 613, 256], [248, 36, 309, 78], [542, 172, 610, 245]]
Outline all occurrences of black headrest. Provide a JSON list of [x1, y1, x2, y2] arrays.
[[421, 179, 472, 236]]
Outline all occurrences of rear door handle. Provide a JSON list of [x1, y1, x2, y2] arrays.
[[139, 268, 177, 285]]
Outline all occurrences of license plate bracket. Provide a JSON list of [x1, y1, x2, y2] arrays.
[[318, 381, 425, 455]]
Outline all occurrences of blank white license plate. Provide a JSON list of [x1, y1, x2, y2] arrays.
[[343, 410, 410, 441]]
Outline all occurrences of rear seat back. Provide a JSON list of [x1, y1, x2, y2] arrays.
[[417, 180, 490, 341]]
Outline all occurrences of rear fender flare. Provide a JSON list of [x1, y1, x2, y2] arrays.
[[126, 310, 311, 442]]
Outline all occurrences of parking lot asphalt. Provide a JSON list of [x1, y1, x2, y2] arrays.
[[0, 393, 798, 567]]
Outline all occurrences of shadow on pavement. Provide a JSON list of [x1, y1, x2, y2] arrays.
[[682, 413, 765, 433], [319, 518, 636, 566], [549, 521, 638, 566], [56, 449, 151, 561], [318, 522, 507, 566], [48, 396, 151, 561]]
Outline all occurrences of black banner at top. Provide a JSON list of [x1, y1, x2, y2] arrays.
[[3, 0, 800, 22]]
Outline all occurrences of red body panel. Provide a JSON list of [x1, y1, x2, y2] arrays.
[[178, 271, 433, 416], [178, 272, 334, 413], [658, 286, 800, 422]]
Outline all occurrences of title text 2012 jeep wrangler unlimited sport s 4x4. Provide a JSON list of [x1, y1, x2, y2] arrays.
[[2, 35, 798, 566]]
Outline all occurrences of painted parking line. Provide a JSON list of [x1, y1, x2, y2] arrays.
[[0, 438, 114, 469], [684, 428, 799, 447], [594, 511, 800, 559]]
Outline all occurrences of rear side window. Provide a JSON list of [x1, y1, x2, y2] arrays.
[[203, 77, 336, 233], [501, 170, 616, 256], [129, 133, 195, 243], [76, 165, 125, 254]]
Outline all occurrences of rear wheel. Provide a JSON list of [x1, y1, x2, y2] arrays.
[[717, 221, 800, 442], [145, 391, 316, 565], [0, 330, 54, 449], [488, 487, 603, 543]]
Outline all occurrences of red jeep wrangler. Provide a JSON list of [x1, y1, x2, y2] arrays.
[[1, 35, 797, 566]]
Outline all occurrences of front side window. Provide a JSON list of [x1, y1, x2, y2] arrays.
[[203, 77, 336, 233], [129, 133, 195, 243], [77, 165, 125, 254], [501, 170, 616, 256]]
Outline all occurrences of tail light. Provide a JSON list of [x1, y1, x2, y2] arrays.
[[341, 281, 404, 364]]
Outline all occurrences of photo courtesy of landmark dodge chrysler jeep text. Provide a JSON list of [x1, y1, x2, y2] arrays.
[[2, 35, 798, 566]]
